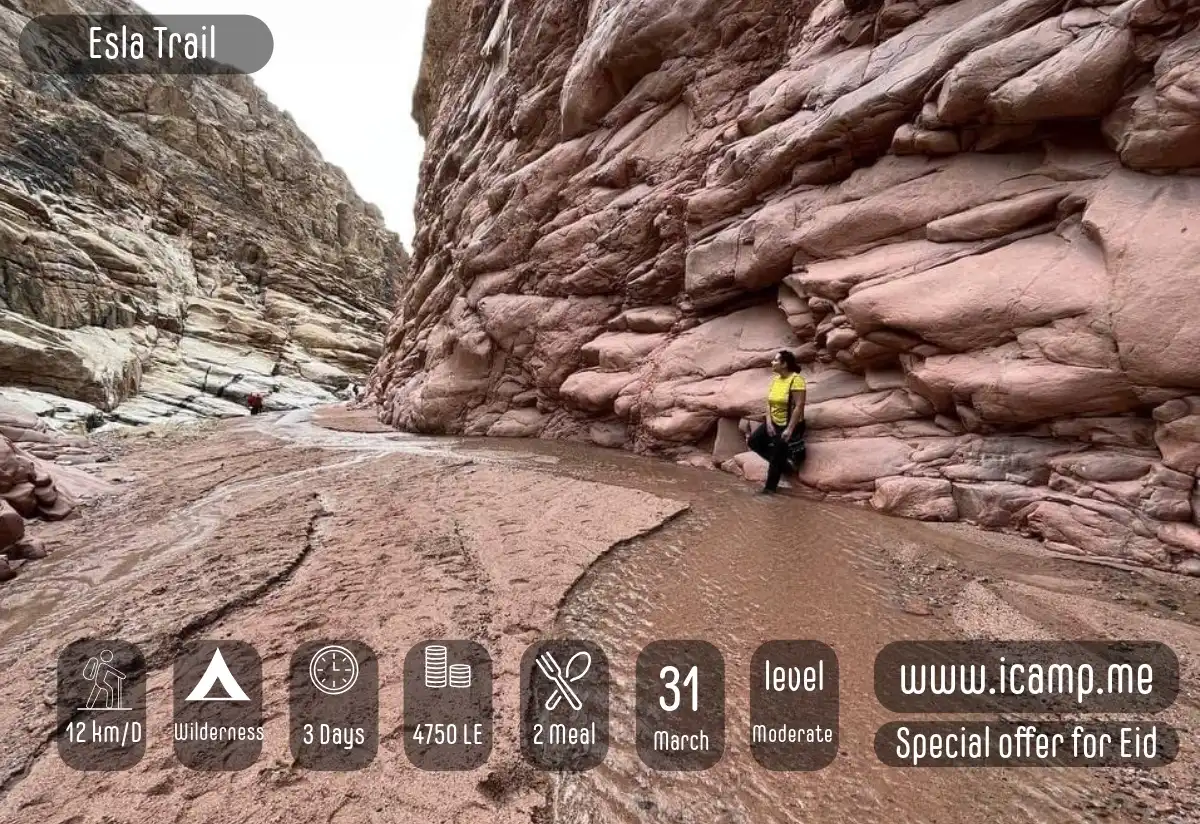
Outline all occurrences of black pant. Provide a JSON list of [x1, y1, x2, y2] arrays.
[[748, 422, 805, 491]]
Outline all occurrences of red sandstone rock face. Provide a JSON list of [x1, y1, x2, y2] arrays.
[[0, 432, 74, 580], [372, 0, 1200, 573]]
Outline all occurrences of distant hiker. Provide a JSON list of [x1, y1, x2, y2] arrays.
[[747, 350, 807, 494], [247, 392, 264, 415]]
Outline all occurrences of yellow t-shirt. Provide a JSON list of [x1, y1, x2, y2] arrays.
[[767, 374, 806, 426]]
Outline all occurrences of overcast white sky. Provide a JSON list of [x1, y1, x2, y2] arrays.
[[141, 1, 431, 245]]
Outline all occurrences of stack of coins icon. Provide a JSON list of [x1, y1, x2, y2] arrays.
[[424, 645, 448, 688], [449, 663, 472, 688]]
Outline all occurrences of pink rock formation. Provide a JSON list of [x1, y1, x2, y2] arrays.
[[0, 434, 72, 580], [372, 0, 1200, 573]]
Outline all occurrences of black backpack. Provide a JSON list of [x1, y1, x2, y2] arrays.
[[784, 377, 807, 466]]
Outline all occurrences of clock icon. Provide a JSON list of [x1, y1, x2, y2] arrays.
[[309, 645, 359, 695]]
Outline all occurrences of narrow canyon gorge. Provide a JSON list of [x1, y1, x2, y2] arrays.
[[0, 3, 1198, 823], [0, 0, 407, 427], [0, 0, 405, 567]]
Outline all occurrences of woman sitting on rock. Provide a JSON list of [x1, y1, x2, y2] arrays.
[[747, 350, 807, 494]]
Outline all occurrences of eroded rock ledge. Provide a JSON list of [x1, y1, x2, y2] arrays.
[[0, 427, 77, 581], [0, 0, 408, 428], [372, 0, 1200, 573]]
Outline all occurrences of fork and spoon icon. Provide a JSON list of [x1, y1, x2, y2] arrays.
[[535, 649, 592, 712]]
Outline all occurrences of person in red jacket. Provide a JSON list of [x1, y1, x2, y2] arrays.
[[247, 392, 264, 415]]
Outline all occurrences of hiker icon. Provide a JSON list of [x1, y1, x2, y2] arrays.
[[81, 649, 129, 711]]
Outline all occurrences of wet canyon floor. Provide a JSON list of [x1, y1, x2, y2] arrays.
[[0, 406, 1198, 823]]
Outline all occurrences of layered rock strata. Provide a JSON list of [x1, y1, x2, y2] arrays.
[[374, 0, 1200, 573], [0, 0, 407, 426]]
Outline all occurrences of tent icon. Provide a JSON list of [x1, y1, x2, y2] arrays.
[[185, 648, 250, 702]]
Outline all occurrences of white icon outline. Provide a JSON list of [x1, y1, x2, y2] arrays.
[[423, 644, 473, 689], [309, 645, 360, 696], [536, 649, 591, 712], [80, 648, 130, 711], [185, 648, 251, 702]]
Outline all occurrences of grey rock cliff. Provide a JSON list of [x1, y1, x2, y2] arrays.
[[0, 0, 407, 430]]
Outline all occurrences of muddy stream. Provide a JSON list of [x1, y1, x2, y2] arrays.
[[0, 408, 1197, 823]]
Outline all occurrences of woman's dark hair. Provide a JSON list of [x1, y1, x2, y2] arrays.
[[777, 350, 799, 372]]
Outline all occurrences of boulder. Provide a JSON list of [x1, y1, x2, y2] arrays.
[[892, 125, 960, 156], [1048, 453, 1153, 483], [589, 422, 629, 449], [1155, 411, 1200, 474], [33, 484, 58, 507], [12, 538, 47, 561], [1024, 501, 1130, 560], [654, 306, 795, 381], [804, 366, 871, 404], [581, 332, 668, 372], [2, 482, 38, 517], [1048, 417, 1156, 449], [1015, 318, 1120, 371], [642, 408, 717, 443], [797, 437, 912, 492], [38, 492, 76, 522], [951, 482, 1042, 528], [843, 231, 1107, 353], [0, 438, 34, 488], [487, 409, 547, 438], [871, 477, 958, 521], [650, 370, 772, 420], [807, 390, 933, 430], [612, 306, 680, 333], [791, 154, 1059, 264], [0, 500, 24, 550], [1158, 523, 1200, 556], [1177, 557, 1200, 577], [792, 237, 984, 302], [936, 13, 1079, 124], [559, 371, 637, 413], [1088, 173, 1200, 389], [1103, 27, 1200, 171], [924, 188, 1065, 242], [909, 352, 1141, 425], [712, 418, 747, 464], [723, 451, 769, 484], [678, 454, 716, 470], [1142, 486, 1193, 522], [943, 437, 1078, 486], [988, 25, 1135, 123]]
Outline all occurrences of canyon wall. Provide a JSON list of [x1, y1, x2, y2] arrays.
[[0, 0, 407, 433], [372, 0, 1200, 573]]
